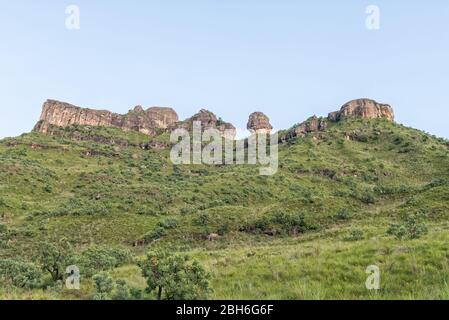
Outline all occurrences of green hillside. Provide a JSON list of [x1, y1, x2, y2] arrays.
[[1, 118, 449, 299]]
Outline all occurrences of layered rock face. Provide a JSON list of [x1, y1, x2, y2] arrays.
[[34, 100, 179, 136], [247, 112, 273, 134], [177, 109, 236, 139], [328, 99, 394, 122]]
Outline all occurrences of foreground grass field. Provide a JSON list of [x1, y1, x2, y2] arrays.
[[0, 118, 448, 299]]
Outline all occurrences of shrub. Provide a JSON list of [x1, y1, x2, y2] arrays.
[[130, 287, 143, 300], [344, 229, 364, 241], [334, 209, 352, 220], [49, 198, 108, 217], [113, 279, 130, 300], [0, 259, 42, 288], [92, 271, 114, 294], [93, 272, 114, 298], [244, 211, 314, 235], [93, 292, 109, 300], [143, 226, 167, 243], [138, 251, 211, 300], [180, 207, 194, 216], [157, 218, 179, 229], [106, 247, 132, 267], [387, 213, 428, 240], [360, 192, 375, 204], [78, 247, 132, 276], [193, 213, 210, 226]]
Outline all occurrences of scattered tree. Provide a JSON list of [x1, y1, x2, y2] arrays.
[[138, 251, 210, 300], [35, 239, 72, 282]]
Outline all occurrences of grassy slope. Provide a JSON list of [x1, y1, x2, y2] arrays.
[[0, 119, 448, 299]]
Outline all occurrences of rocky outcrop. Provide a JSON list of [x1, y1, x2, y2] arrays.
[[247, 112, 273, 134], [328, 99, 394, 122], [34, 100, 179, 136], [33, 98, 394, 143], [281, 116, 328, 141], [177, 109, 236, 139], [281, 99, 394, 142]]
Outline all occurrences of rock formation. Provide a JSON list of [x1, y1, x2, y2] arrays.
[[328, 99, 394, 122], [34, 99, 179, 136], [281, 98, 394, 142], [247, 112, 273, 134], [177, 109, 236, 139], [281, 116, 328, 141], [33, 98, 394, 143]]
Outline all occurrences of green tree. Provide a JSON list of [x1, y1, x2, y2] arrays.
[[138, 251, 210, 300], [35, 239, 72, 282]]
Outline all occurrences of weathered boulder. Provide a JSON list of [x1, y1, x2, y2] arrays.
[[247, 112, 273, 134], [328, 99, 394, 122], [34, 99, 179, 136]]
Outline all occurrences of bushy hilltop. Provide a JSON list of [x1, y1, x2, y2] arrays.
[[0, 98, 449, 299]]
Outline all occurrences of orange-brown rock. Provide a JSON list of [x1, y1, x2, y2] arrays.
[[328, 99, 394, 122], [34, 100, 179, 136], [247, 112, 273, 134]]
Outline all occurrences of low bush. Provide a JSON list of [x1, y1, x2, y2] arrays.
[[387, 212, 428, 240], [344, 229, 364, 241], [334, 209, 352, 220], [243, 210, 316, 236], [0, 259, 42, 288], [93, 272, 114, 300], [143, 226, 167, 244]]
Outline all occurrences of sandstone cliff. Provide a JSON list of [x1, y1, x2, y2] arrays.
[[34, 100, 179, 136], [328, 99, 394, 122]]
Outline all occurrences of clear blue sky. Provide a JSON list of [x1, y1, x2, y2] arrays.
[[1, 0, 448, 139]]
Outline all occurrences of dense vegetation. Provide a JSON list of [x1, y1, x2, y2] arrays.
[[0, 118, 448, 299]]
